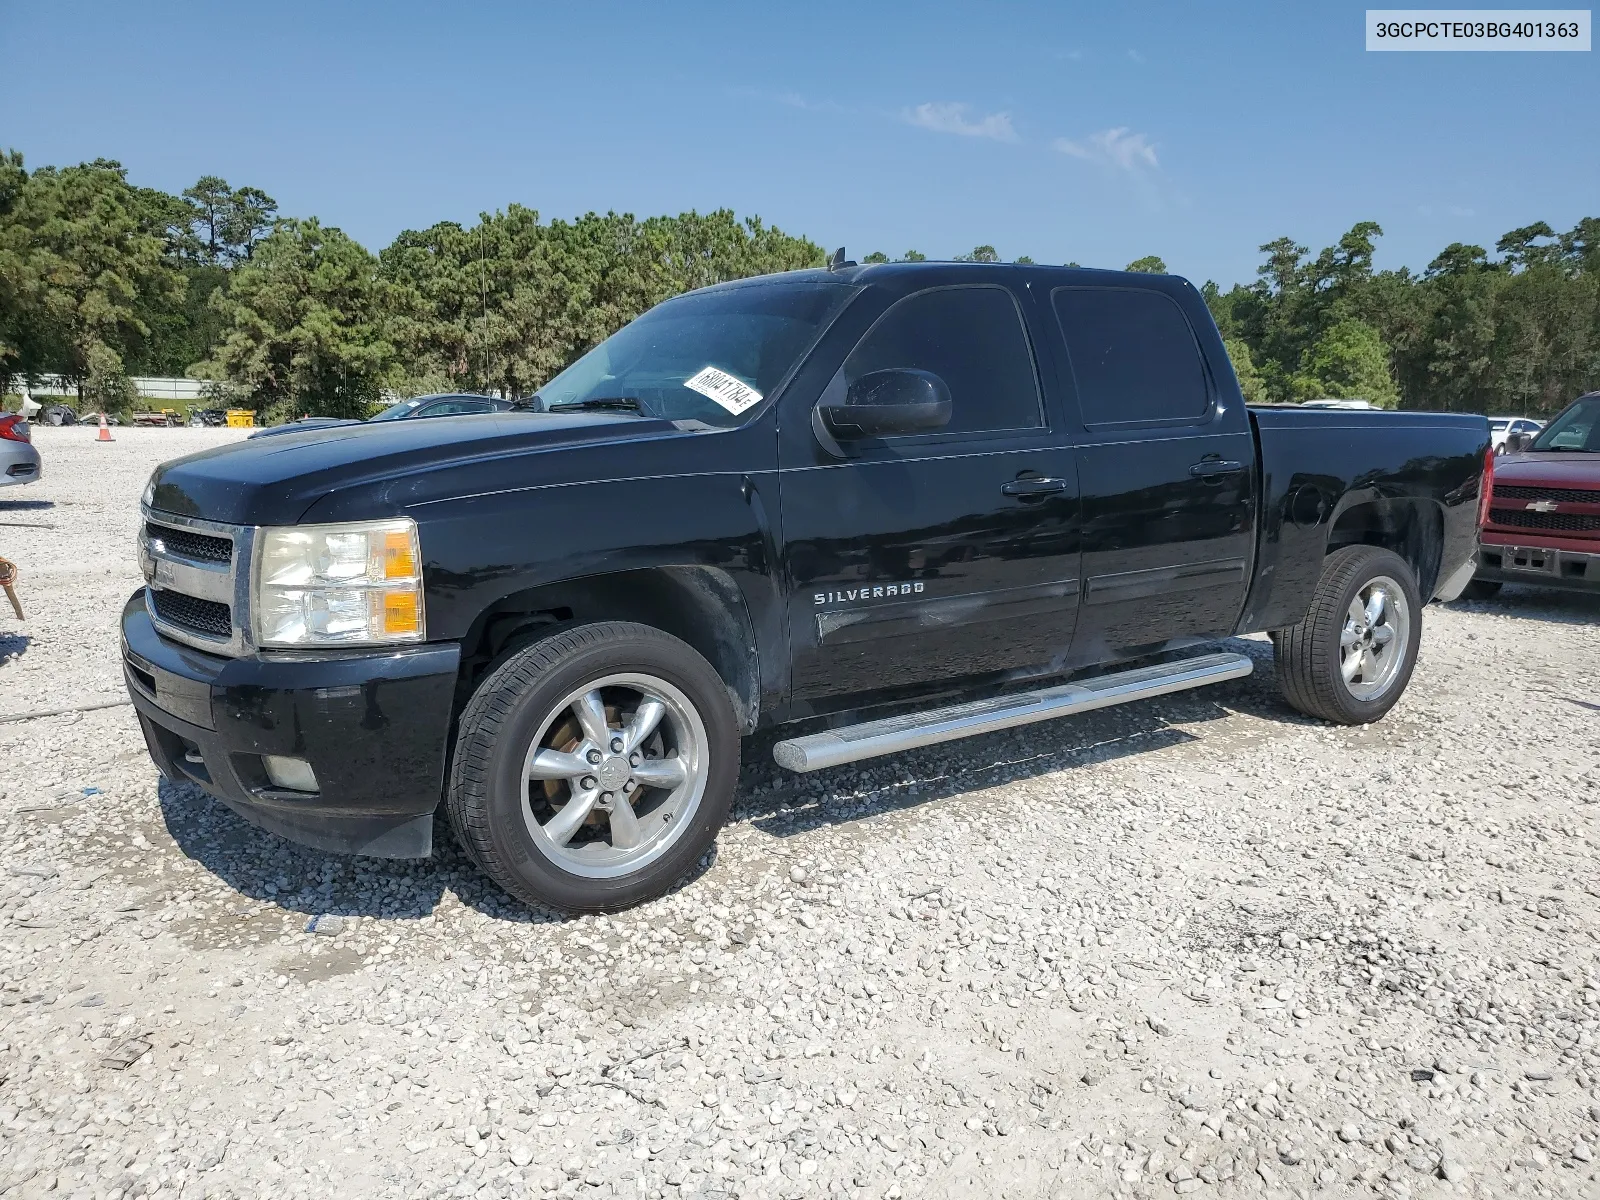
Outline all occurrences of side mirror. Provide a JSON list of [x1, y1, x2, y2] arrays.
[[819, 368, 952, 439], [1503, 431, 1534, 455]]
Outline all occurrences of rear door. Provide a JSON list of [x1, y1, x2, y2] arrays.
[[1051, 284, 1256, 666], [778, 281, 1082, 709]]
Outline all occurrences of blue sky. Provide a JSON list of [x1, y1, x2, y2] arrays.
[[3, 1, 1595, 287]]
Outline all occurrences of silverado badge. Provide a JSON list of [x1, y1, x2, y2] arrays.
[[814, 582, 925, 605]]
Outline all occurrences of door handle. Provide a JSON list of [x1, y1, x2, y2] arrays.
[[1189, 459, 1244, 479], [1001, 476, 1069, 498]]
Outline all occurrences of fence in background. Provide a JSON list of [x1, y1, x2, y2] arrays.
[[18, 376, 211, 401]]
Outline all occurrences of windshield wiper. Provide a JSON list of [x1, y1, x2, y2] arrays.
[[547, 397, 647, 414]]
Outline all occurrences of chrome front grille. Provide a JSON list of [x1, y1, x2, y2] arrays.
[[1488, 508, 1600, 534], [1492, 484, 1599, 504], [144, 521, 233, 563], [150, 589, 233, 638], [139, 508, 255, 656]]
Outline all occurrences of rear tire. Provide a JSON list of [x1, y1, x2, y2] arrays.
[[1458, 578, 1502, 601], [1272, 545, 1422, 725], [446, 621, 740, 913]]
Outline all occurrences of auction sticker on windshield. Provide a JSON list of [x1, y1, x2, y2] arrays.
[[684, 366, 764, 415]]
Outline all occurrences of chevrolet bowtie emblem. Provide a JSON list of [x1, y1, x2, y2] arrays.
[[1525, 500, 1558, 512]]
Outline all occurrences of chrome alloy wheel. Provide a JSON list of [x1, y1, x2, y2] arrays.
[[1339, 576, 1411, 702], [521, 673, 708, 879]]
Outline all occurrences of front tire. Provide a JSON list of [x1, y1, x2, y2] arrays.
[[446, 621, 740, 913], [1272, 545, 1422, 725]]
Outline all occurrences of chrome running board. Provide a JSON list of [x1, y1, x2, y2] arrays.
[[772, 651, 1253, 773]]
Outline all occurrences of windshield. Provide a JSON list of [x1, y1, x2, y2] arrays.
[[1530, 396, 1600, 452], [1489, 419, 1510, 431], [371, 400, 422, 422], [535, 278, 855, 428]]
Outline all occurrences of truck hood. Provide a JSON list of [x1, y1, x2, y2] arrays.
[[1493, 452, 1600, 490], [148, 410, 680, 526]]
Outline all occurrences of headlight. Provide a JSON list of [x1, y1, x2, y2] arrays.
[[253, 518, 425, 647]]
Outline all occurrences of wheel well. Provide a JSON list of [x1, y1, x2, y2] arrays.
[[453, 567, 761, 733], [1325, 498, 1444, 596]]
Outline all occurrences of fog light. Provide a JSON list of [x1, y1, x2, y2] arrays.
[[263, 755, 319, 793]]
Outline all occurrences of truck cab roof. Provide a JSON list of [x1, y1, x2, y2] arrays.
[[703, 260, 1195, 293]]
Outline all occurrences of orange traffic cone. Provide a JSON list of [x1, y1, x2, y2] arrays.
[[97, 413, 113, 443]]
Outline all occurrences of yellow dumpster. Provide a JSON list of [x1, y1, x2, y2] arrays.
[[225, 409, 256, 428]]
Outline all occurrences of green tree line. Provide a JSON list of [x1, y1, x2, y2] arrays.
[[2, 149, 1596, 418], [1204, 219, 1600, 412], [0, 152, 823, 420]]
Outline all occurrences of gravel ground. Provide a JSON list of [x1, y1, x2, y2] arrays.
[[2, 425, 1599, 1200]]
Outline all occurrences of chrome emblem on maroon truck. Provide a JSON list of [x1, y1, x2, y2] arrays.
[[1525, 500, 1559, 512]]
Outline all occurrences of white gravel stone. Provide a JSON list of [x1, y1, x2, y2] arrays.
[[1, 425, 1598, 1196]]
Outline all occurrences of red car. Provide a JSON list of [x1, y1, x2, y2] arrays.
[[1465, 390, 1600, 598]]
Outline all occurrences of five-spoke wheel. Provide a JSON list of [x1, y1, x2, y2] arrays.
[[1338, 576, 1410, 702], [522, 674, 706, 879]]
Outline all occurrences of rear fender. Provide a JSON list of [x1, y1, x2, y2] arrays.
[[1324, 495, 1445, 598]]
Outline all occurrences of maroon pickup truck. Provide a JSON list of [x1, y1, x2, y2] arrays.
[[1466, 391, 1600, 598]]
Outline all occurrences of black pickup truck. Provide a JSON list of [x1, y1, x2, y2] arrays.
[[126, 262, 1490, 911]]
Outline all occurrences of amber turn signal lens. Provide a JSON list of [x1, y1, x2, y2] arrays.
[[382, 530, 418, 579], [381, 589, 422, 635]]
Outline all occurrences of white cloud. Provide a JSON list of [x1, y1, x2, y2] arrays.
[[1127, 49, 1146, 63], [1053, 127, 1159, 172], [904, 102, 1018, 142]]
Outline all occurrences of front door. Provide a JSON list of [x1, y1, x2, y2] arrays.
[[778, 282, 1082, 710], [1049, 284, 1257, 665]]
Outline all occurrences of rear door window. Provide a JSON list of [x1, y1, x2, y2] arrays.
[[1052, 287, 1211, 427]]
